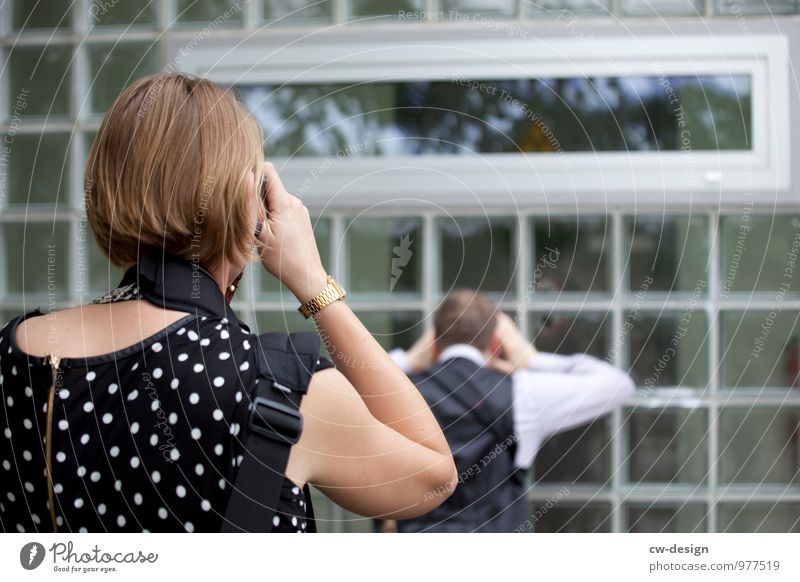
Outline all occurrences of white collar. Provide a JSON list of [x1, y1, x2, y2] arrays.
[[437, 343, 487, 367]]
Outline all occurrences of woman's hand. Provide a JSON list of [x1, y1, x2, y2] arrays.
[[256, 162, 328, 303]]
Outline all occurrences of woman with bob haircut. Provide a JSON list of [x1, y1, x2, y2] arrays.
[[0, 73, 457, 533]]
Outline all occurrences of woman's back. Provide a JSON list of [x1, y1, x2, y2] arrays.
[[0, 301, 324, 532]]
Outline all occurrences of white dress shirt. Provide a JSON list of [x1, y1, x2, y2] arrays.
[[389, 344, 635, 469]]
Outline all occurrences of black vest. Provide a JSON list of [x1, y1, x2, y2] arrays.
[[398, 356, 529, 532]]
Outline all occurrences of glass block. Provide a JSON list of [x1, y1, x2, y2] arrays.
[[530, 311, 611, 360], [255, 310, 317, 335], [3, 133, 70, 209], [530, 216, 610, 295], [622, 0, 705, 16], [262, 0, 333, 22], [345, 216, 422, 296], [719, 407, 800, 485], [721, 214, 800, 296], [0, 311, 20, 328], [533, 502, 611, 532], [306, 486, 337, 532], [625, 215, 709, 293], [12, 0, 71, 30], [175, 0, 245, 25], [87, 43, 159, 114], [89, 0, 157, 27], [719, 503, 800, 533], [9, 45, 72, 118], [627, 407, 709, 484], [626, 311, 709, 388], [0, 221, 70, 300], [528, 0, 611, 17], [534, 418, 611, 486], [715, 0, 797, 15], [721, 311, 799, 389], [351, 0, 426, 19], [258, 217, 331, 297], [354, 310, 423, 351], [626, 503, 707, 532], [442, 0, 517, 17], [80, 229, 124, 298], [438, 216, 516, 295], [338, 510, 375, 533]]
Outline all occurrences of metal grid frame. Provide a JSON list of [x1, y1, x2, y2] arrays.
[[1, 0, 799, 533]]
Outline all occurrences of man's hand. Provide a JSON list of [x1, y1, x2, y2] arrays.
[[489, 312, 537, 374], [380, 519, 398, 533], [405, 328, 437, 374]]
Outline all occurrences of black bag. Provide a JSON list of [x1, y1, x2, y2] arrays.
[[118, 251, 322, 532], [221, 331, 321, 532]]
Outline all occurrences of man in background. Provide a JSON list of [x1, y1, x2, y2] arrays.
[[384, 289, 634, 532]]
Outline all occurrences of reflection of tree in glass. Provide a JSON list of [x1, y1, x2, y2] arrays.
[[237, 75, 751, 156]]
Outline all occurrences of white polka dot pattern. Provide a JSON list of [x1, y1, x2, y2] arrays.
[[0, 310, 330, 533]]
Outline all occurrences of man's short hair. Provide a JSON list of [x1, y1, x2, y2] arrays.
[[434, 289, 498, 351]]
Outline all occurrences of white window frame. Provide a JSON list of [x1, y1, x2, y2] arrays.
[[175, 32, 791, 209]]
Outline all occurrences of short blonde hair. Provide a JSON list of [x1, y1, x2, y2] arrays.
[[85, 73, 265, 270]]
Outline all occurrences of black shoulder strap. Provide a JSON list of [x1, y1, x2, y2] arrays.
[[221, 331, 321, 533]]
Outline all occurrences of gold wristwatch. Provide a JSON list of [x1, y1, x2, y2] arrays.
[[297, 276, 346, 319]]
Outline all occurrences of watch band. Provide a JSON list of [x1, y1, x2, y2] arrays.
[[297, 276, 346, 319]]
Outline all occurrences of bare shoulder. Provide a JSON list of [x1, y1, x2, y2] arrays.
[[15, 301, 191, 358]]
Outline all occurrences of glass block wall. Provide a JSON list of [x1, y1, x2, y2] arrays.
[[1, 0, 798, 533]]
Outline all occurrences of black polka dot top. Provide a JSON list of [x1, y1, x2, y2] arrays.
[[0, 309, 332, 533]]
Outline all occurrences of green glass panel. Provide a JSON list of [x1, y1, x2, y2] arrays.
[[4, 133, 70, 209], [622, 0, 705, 16], [442, 0, 516, 17], [529, 0, 611, 17], [530, 312, 611, 360], [351, 0, 425, 18], [89, 1, 157, 27], [262, 0, 332, 22], [87, 43, 159, 114], [626, 503, 708, 532], [715, 0, 797, 15], [627, 407, 709, 485], [721, 311, 799, 389], [531, 216, 610, 295], [255, 310, 317, 334], [354, 310, 423, 351], [438, 216, 516, 294], [0, 221, 70, 299], [721, 214, 800, 296], [533, 502, 611, 533], [627, 311, 709, 388], [719, 503, 800, 532], [81, 229, 124, 298], [345, 216, 421, 295], [534, 418, 611, 486], [626, 215, 709, 293], [175, 0, 244, 25], [9, 45, 72, 118], [12, 0, 71, 30], [719, 407, 800, 485]]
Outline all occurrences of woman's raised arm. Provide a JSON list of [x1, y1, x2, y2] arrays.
[[256, 162, 457, 517]]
